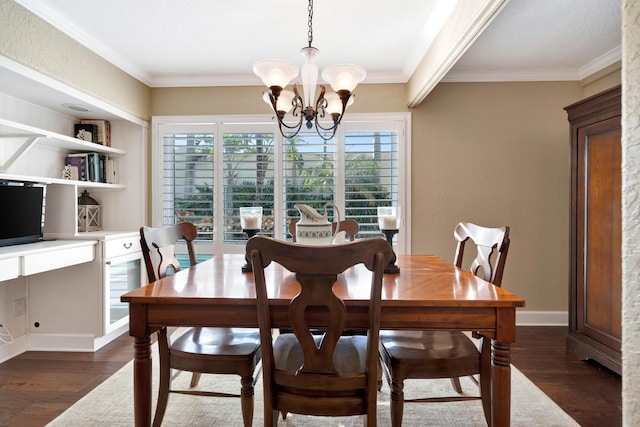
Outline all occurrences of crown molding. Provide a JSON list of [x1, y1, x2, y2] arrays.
[[443, 45, 622, 83]]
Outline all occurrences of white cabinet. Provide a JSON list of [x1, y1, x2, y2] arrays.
[[27, 233, 144, 351]]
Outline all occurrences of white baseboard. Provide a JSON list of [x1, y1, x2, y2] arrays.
[[0, 335, 28, 364], [516, 310, 568, 326], [27, 324, 129, 352], [28, 333, 97, 352]]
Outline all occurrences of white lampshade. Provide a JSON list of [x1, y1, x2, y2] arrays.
[[253, 59, 299, 88], [323, 92, 342, 115], [324, 91, 355, 115], [276, 89, 296, 113], [321, 64, 366, 92]]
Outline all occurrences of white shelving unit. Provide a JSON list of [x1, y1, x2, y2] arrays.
[[0, 64, 148, 358]]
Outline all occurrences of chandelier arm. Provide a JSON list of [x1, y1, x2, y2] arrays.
[[313, 121, 338, 140], [314, 89, 352, 137]]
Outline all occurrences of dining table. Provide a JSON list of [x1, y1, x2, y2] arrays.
[[121, 253, 525, 427]]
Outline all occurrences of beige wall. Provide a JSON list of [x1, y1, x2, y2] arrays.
[[150, 83, 408, 116], [412, 81, 582, 311]]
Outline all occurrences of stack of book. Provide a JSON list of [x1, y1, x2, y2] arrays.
[[74, 119, 111, 146], [65, 153, 118, 184]]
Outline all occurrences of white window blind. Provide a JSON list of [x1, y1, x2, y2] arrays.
[[152, 114, 410, 255], [282, 132, 337, 236], [162, 131, 214, 242], [222, 132, 275, 243]]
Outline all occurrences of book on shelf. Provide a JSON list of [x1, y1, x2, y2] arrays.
[[65, 153, 109, 183], [106, 158, 119, 184], [73, 124, 98, 143], [79, 119, 110, 146], [65, 153, 88, 181]]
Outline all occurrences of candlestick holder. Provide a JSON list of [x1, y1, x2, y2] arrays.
[[381, 229, 400, 274], [378, 206, 401, 274], [241, 228, 260, 272], [240, 207, 263, 273]]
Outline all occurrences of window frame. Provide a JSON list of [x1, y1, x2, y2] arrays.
[[151, 113, 411, 255]]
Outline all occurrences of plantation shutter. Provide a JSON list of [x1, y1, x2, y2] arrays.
[[221, 131, 275, 244], [162, 130, 214, 244], [344, 130, 399, 237], [282, 133, 338, 237]]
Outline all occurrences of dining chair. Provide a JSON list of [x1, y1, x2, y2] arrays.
[[378, 222, 510, 426], [288, 218, 360, 242], [247, 236, 394, 427], [140, 223, 262, 427]]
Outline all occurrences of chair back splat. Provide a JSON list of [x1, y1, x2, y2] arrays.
[[247, 236, 394, 427]]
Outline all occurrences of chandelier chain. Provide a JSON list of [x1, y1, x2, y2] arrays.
[[307, 0, 313, 47]]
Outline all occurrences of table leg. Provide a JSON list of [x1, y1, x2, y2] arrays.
[[491, 340, 512, 427], [134, 334, 152, 427]]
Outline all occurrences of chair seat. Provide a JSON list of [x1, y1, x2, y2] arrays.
[[379, 330, 480, 379], [274, 334, 368, 375], [170, 327, 261, 372]]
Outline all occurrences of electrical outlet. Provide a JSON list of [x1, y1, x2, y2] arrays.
[[13, 298, 26, 317]]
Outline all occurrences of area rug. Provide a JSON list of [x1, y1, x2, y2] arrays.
[[48, 343, 579, 426]]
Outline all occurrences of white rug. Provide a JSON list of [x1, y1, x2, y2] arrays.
[[47, 343, 579, 427]]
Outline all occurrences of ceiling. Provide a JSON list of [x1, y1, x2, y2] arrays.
[[0, 0, 621, 120], [12, 0, 621, 88]]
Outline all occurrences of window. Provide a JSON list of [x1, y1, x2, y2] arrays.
[[152, 114, 410, 256]]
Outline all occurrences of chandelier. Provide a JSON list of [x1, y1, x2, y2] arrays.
[[253, 0, 366, 140]]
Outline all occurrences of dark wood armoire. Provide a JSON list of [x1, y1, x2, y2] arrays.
[[565, 85, 622, 375]]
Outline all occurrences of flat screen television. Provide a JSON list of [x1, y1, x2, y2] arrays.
[[0, 182, 45, 247]]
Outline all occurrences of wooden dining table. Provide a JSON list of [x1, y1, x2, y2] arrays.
[[122, 253, 525, 427]]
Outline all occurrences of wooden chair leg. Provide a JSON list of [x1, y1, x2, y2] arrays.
[[377, 359, 383, 391], [268, 409, 278, 427], [479, 336, 492, 425], [153, 327, 171, 427], [240, 375, 255, 427], [450, 377, 463, 393], [189, 372, 201, 387], [389, 378, 405, 427]]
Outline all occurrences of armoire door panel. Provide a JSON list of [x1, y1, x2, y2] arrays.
[[566, 85, 622, 374]]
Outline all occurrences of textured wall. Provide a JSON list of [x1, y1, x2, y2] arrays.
[[411, 81, 583, 311], [0, 0, 150, 120], [622, 1, 640, 425]]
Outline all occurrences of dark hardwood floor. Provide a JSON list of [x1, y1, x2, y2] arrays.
[[0, 326, 621, 427]]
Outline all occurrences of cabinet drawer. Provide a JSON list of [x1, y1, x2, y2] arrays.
[[22, 245, 95, 275], [0, 257, 20, 281], [104, 236, 141, 259]]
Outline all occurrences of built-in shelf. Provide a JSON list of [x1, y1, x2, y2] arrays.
[[0, 172, 125, 190], [0, 118, 126, 172]]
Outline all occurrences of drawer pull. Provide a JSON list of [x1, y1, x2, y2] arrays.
[[123, 242, 133, 249]]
